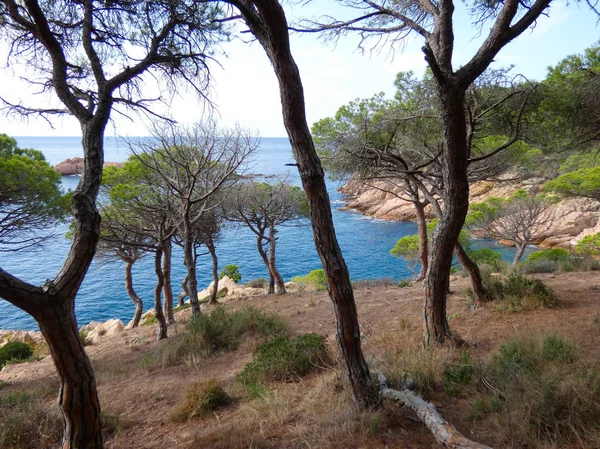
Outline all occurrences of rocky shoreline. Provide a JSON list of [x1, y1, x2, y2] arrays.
[[339, 177, 600, 249], [54, 157, 123, 175]]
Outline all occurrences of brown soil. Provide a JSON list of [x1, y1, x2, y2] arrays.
[[1, 271, 599, 449]]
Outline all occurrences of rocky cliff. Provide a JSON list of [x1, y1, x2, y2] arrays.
[[339, 177, 600, 249]]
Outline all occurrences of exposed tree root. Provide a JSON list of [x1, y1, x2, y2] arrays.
[[376, 371, 493, 449]]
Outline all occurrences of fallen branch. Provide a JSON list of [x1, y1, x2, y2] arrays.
[[375, 370, 493, 449]]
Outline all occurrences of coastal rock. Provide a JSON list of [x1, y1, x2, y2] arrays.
[[340, 177, 600, 249], [54, 157, 123, 176], [0, 330, 45, 348], [198, 275, 266, 301], [86, 319, 124, 344]]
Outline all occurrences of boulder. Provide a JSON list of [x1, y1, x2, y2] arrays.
[[86, 319, 124, 344], [55, 158, 124, 176]]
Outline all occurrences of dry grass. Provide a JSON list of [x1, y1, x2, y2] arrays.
[[171, 379, 232, 423]]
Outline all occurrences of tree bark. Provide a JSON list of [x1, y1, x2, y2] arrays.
[[207, 239, 220, 305], [124, 260, 143, 328], [269, 225, 286, 294], [178, 276, 189, 307], [161, 239, 175, 324], [454, 243, 488, 306], [414, 202, 428, 282], [153, 249, 168, 340], [513, 242, 526, 265], [183, 216, 201, 315], [234, 0, 379, 408], [256, 233, 275, 294], [424, 85, 470, 345]]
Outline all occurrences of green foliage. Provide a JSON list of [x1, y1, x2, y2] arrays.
[[171, 379, 231, 422], [484, 271, 556, 311], [291, 269, 328, 291], [526, 249, 570, 263], [576, 233, 600, 255], [0, 391, 62, 449], [545, 166, 600, 201], [0, 134, 70, 250], [145, 306, 290, 367], [238, 333, 330, 395], [443, 350, 473, 395], [0, 342, 33, 368], [469, 249, 505, 272], [521, 249, 570, 273], [397, 279, 412, 288], [541, 335, 576, 363], [219, 264, 241, 282]]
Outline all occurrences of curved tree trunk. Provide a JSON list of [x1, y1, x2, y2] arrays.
[[256, 233, 275, 294], [178, 276, 189, 307], [124, 260, 143, 328], [153, 249, 168, 340], [161, 239, 175, 324], [37, 304, 103, 449], [513, 242, 526, 265], [269, 225, 286, 294], [207, 239, 220, 305], [236, 0, 379, 408], [424, 85, 470, 345], [454, 243, 488, 306], [183, 216, 201, 315], [414, 202, 428, 282]]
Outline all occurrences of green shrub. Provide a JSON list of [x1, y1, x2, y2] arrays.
[[238, 333, 330, 395], [397, 279, 412, 288], [291, 269, 328, 291], [486, 271, 556, 311], [173, 303, 191, 313], [469, 248, 506, 272], [220, 265, 241, 283], [526, 248, 570, 263], [541, 335, 576, 363], [443, 350, 473, 395], [171, 379, 231, 422], [245, 278, 267, 289], [145, 306, 290, 367], [493, 339, 539, 379], [521, 258, 558, 274], [0, 391, 62, 449], [0, 342, 33, 368]]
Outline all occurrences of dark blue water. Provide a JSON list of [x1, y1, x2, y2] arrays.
[[0, 136, 528, 330]]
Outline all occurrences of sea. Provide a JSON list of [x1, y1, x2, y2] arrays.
[[0, 136, 532, 330]]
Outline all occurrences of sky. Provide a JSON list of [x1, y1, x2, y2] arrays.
[[0, 1, 598, 138]]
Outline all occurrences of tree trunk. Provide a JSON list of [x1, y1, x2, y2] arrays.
[[153, 249, 168, 340], [183, 218, 201, 315], [161, 239, 175, 324], [207, 239, 220, 305], [124, 260, 143, 328], [513, 242, 526, 265], [37, 302, 103, 449], [256, 233, 275, 294], [237, 0, 379, 408], [414, 202, 428, 282], [269, 225, 286, 294], [178, 276, 189, 307], [424, 85, 471, 345], [454, 243, 488, 306]]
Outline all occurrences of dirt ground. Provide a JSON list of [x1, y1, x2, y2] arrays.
[[1, 271, 599, 449]]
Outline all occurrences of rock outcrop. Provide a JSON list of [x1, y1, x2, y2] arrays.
[[339, 177, 600, 249], [54, 157, 123, 175], [80, 319, 125, 344], [197, 275, 266, 300], [0, 329, 45, 348]]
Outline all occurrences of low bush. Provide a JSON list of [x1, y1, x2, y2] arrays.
[[541, 334, 576, 363], [521, 258, 558, 273], [245, 278, 267, 289], [238, 333, 330, 396], [443, 350, 473, 395], [526, 248, 570, 263], [0, 342, 33, 368], [291, 269, 328, 291], [220, 265, 241, 283], [469, 248, 506, 272], [352, 278, 397, 289], [397, 279, 412, 288], [0, 391, 62, 449], [171, 379, 231, 422], [485, 271, 556, 311], [145, 306, 290, 367]]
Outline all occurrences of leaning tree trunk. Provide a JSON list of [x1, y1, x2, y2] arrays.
[[153, 249, 168, 340], [207, 240, 220, 305], [424, 85, 471, 345], [178, 276, 189, 307], [454, 243, 488, 306], [182, 216, 201, 315], [238, 0, 379, 408], [513, 242, 526, 265], [124, 260, 143, 328], [414, 202, 429, 282], [161, 239, 175, 324], [268, 225, 286, 294], [256, 234, 275, 294]]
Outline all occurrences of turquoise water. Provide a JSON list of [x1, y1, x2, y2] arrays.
[[0, 136, 529, 330]]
